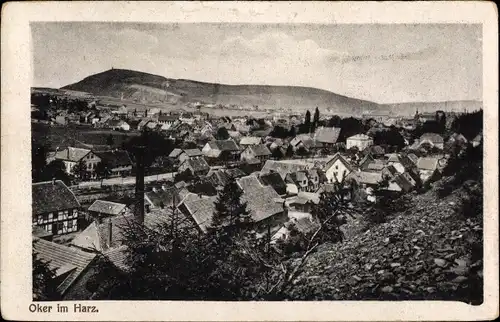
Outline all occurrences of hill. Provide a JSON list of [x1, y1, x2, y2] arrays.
[[61, 69, 379, 114], [61, 68, 481, 116], [287, 181, 483, 303]]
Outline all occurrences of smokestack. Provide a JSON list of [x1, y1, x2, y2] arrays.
[[134, 145, 146, 225]]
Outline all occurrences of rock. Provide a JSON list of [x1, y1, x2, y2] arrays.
[[452, 276, 468, 284], [381, 286, 393, 293], [390, 263, 401, 268], [426, 287, 436, 293], [444, 253, 457, 260], [383, 237, 390, 244], [434, 258, 447, 267]]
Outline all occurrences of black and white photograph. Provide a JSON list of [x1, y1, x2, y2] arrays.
[[1, 1, 498, 321]]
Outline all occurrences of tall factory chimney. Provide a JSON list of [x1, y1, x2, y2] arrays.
[[134, 145, 146, 225]]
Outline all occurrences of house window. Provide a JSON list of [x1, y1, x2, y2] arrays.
[[48, 213, 53, 222], [335, 165, 339, 170], [56, 222, 63, 234], [57, 211, 64, 221], [44, 224, 52, 233], [37, 215, 43, 225], [72, 219, 78, 232]]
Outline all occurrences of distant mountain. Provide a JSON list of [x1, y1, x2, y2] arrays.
[[61, 69, 379, 114], [61, 68, 482, 116]]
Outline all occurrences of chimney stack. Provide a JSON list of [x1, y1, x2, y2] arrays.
[[134, 145, 146, 225]]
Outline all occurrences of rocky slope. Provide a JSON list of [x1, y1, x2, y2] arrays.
[[288, 183, 483, 304]]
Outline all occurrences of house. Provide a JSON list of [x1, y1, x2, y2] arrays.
[[178, 157, 210, 176], [236, 176, 286, 232], [239, 136, 262, 146], [108, 119, 130, 131], [145, 121, 158, 130], [346, 134, 374, 151], [345, 171, 384, 203], [323, 153, 354, 183], [240, 144, 272, 162], [313, 126, 341, 147], [158, 114, 178, 128], [33, 238, 97, 300], [32, 180, 81, 236], [447, 133, 468, 147], [285, 171, 309, 192], [285, 192, 320, 213], [144, 186, 181, 209], [258, 172, 287, 196], [207, 168, 246, 188], [260, 160, 311, 179], [202, 140, 240, 160], [94, 150, 133, 177], [87, 200, 129, 222], [306, 169, 322, 192], [368, 145, 386, 157], [169, 148, 203, 163], [386, 153, 417, 174], [290, 134, 315, 151], [471, 133, 482, 147], [416, 156, 441, 183], [177, 193, 218, 233], [71, 210, 178, 252], [54, 147, 101, 175], [417, 133, 444, 150], [137, 119, 152, 131]]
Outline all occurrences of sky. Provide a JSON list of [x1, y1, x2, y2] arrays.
[[31, 22, 482, 104]]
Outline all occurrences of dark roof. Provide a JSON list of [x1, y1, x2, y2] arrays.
[[33, 238, 96, 296], [181, 157, 210, 173], [32, 180, 81, 215], [187, 181, 218, 197], [158, 114, 178, 122], [346, 171, 383, 185], [168, 148, 183, 158], [145, 187, 181, 208], [313, 127, 341, 144], [88, 200, 127, 215], [54, 147, 91, 162], [103, 245, 129, 272], [178, 193, 217, 233], [259, 172, 287, 195], [33, 226, 52, 238], [324, 153, 354, 172], [392, 174, 415, 192], [369, 145, 386, 155], [291, 217, 320, 234], [261, 160, 310, 179], [94, 150, 132, 168]]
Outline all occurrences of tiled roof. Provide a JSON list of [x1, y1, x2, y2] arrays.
[[259, 172, 287, 195], [407, 153, 419, 165], [181, 157, 210, 173], [313, 127, 341, 144], [237, 176, 285, 222], [366, 161, 387, 171], [290, 134, 314, 148], [247, 144, 271, 157], [158, 114, 178, 122], [103, 245, 129, 272], [239, 136, 262, 145], [88, 200, 127, 216], [54, 147, 91, 162], [346, 171, 383, 186], [184, 148, 203, 157], [416, 157, 439, 171], [292, 216, 320, 234], [420, 133, 444, 144], [33, 238, 96, 296], [168, 148, 183, 158], [32, 180, 81, 215], [261, 160, 311, 179], [324, 153, 354, 172], [207, 140, 240, 152], [179, 193, 218, 233], [94, 150, 132, 168]]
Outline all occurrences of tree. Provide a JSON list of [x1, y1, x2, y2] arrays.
[[436, 110, 446, 132], [313, 107, 320, 127], [328, 115, 341, 128], [310, 188, 351, 244], [210, 178, 252, 233], [32, 142, 48, 182], [106, 134, 114, 146], [269, 126, 289, 139], [216, 127, 230, 140], [71, 160, 90, 181], [304, 110, 311, 133], [285, 144, 295, 158], [296, 146, 309, 158], [43, 160, 72, 185], [288, 125, 297, 137], [271, 147, 284, 160], [33, 240, 58, 300], [174, 168, 195, 183], [95, 160, 112, 186]]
